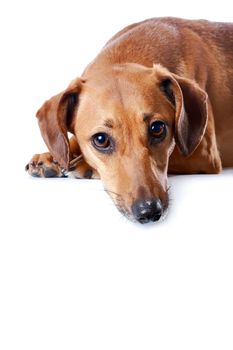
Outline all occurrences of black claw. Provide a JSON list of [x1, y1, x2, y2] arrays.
[[44, 168, 58, 178], [31, 171, 40, 177], [84, 169, 93, 179]]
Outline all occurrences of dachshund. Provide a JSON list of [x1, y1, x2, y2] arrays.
[[26, 17, 233, 223]]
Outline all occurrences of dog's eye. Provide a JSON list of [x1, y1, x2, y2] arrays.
[[150, 121, 166, 137], [149, 121, 166, 142], [92, 133, 112, 152], [93, 133, 110, 148]]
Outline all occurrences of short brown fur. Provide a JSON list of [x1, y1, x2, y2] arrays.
[[27, 17, 233, 223]]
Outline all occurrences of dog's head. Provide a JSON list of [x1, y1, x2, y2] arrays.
[[37, 64, 207, 223]]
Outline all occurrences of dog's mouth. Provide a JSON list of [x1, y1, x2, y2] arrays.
[[105, 188, 169, 224]]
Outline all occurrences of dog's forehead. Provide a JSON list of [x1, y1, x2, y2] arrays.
[[80, 65, 164, 116], [84, 64, 155, 93]]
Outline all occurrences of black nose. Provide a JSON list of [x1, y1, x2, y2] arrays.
[[131, 198, 163, 224]]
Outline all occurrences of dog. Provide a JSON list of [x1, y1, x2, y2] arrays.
[[26, 17, 233, 224]]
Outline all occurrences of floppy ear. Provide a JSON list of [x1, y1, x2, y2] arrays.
[[155, 65, 208, 156], [36, 79, 83, 169]]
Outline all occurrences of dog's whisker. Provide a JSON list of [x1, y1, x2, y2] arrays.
[[104, 188, 122, 199]]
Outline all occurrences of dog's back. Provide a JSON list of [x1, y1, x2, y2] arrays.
[[100, 18, 233, 83]]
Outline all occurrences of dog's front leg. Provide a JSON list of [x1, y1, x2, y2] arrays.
[[25, 136, 99, 179]]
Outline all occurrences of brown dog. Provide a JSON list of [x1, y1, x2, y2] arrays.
[[26, 17, 233, 223]]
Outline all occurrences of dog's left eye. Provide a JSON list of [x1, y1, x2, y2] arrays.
[[149, 121, 166, 142], [92, 132, 113, 152]]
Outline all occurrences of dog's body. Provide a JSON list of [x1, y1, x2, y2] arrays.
[[27, 17, 233, 223]]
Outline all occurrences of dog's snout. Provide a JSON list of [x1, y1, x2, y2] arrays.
[[131, 198, 163, 224]]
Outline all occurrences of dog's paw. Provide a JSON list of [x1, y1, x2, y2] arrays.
[[25, 153, 66, 178], [68, 155, 100, 179]]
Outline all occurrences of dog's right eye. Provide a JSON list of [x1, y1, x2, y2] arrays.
[[92, 133, 114, 153], [149, 120, 167, 144]]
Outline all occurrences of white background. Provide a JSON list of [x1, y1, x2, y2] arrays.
[[0, 1, 233, 349]]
